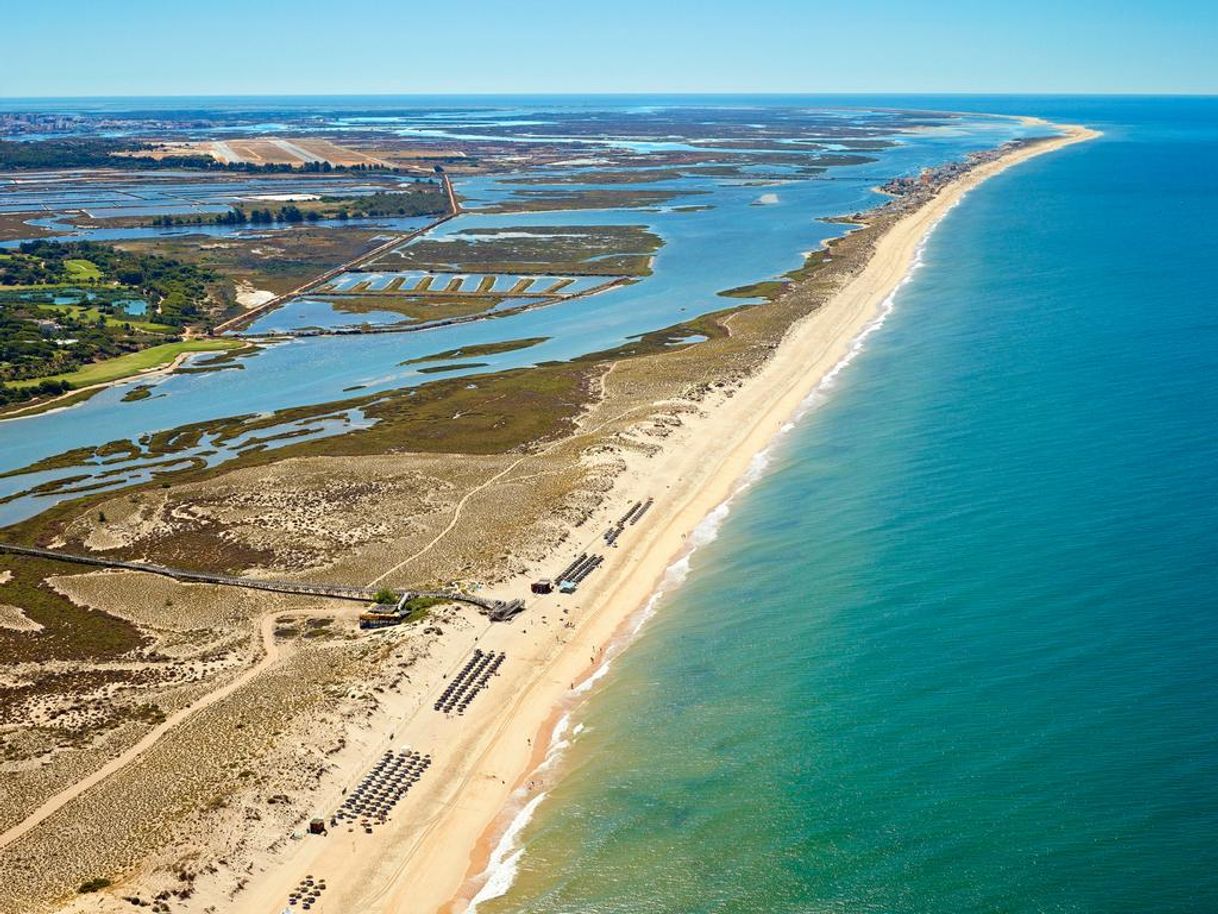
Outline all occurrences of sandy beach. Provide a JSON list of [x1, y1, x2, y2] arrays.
[[187, 123, 1099, 914]]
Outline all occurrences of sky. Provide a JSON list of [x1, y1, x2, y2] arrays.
[[0, 0, 1214, 97]]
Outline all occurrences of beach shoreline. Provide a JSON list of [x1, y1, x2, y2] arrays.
[[445, 122, 1102, 913], [21, 120, 1098, 914], [292, 122, 1098, 914]]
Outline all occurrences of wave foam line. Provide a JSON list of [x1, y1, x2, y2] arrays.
[[463, 193, 960, 911], [466, 790, 548, 912]]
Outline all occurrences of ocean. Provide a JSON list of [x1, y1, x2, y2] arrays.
[[478, 97, 1218, 913]]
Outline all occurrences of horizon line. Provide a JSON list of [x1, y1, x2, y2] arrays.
[[2, 91, 1217, 101]]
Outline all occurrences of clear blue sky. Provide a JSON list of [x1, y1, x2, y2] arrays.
[[2, 0, 1214, 97]]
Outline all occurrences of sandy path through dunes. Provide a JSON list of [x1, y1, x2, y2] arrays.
[[0, 605, 348, 852]]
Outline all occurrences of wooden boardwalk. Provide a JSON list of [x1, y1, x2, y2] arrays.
[[0, 542, 520, 617]]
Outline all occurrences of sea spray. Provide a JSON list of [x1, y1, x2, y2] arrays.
[[466, 713, 576, 912], [466, 792, 548, 912]]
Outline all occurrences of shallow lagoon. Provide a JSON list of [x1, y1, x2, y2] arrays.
[[0, 108, 1041, 525]]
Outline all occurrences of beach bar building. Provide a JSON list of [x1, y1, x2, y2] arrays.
[[358, 593, 413, 629]]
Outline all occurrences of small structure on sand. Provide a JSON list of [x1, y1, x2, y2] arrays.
[[358, 593, 411, 629], [531, 579, 553, 595], [359, 605, 402, 629]]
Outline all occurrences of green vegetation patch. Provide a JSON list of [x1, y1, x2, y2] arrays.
[[416, 362, 490, 374], [0, 137, 155, 170], [0, 555, 146, 664], [63, 259, 103, 282], [479, 188, 703, 214], [0, 386, 102, 419], [320, 294, 502, 323], [718, 249, 831, 302], [373, 224, 661, 277], [0, 244, 223, 408], [149, 182, 448, 228], [1, 241, 216, 327], [6, 339, 243, 390], [719, 279, 790, 300], [401, 337, 549, 365], [35, 301, 175, 334]]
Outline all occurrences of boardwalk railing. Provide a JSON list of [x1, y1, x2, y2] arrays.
[[0, 543, 520, 617]]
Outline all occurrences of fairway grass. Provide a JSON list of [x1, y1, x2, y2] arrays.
[[64, 259, 103, 281], [6, 339, 244, 390]]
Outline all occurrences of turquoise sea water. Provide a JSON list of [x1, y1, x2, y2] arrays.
[[480, 98, 1218, 913]]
